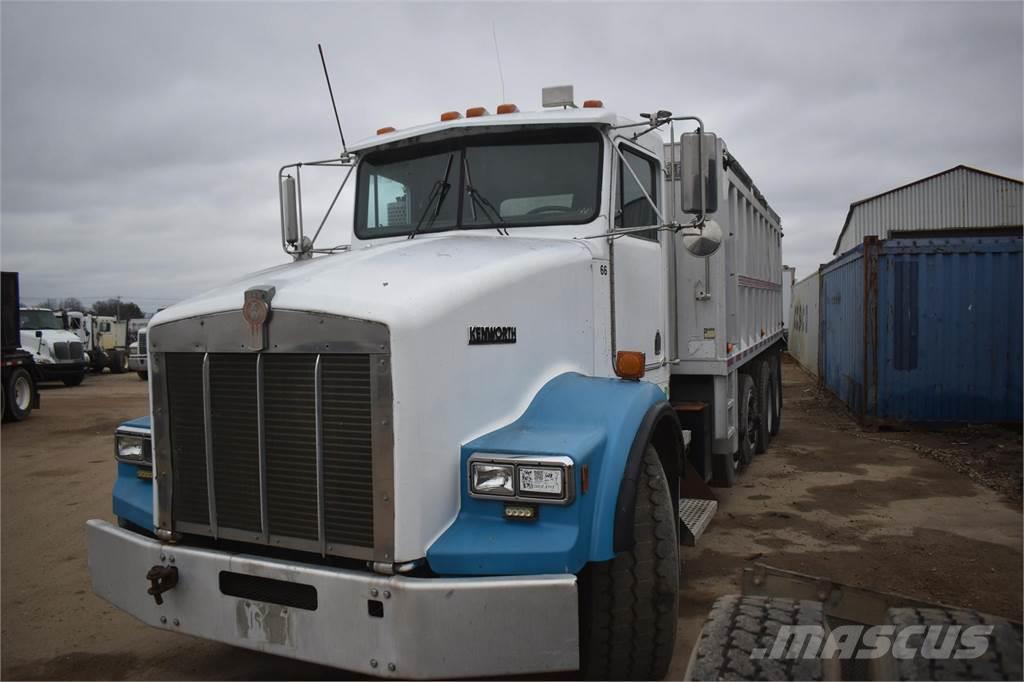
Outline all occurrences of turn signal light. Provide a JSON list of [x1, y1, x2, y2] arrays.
[[583, 99, 604, 108], [376, 126, 396, 135], [614, 351, 646, 380], [466, 106, 490, 118], [496, 103, 519, 114], [440, 111, 462, 121]]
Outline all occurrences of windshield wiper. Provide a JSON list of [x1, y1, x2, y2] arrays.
[[462, 155, 510, 236], [408, 153, 454, 240]]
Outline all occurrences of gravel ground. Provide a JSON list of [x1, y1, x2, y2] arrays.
[[2, 361, 1021, 680]]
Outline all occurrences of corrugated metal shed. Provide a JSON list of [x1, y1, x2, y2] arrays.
[[833, 166, 1023, 255], [819, 235, 1022, 423]]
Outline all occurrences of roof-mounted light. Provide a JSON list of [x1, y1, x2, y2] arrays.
[[466, 106, 490, 118], [496, 103, 519, 114], [440, 111, 462, 122], [376, 126, 396, 135], [583, 99, 604, 108]]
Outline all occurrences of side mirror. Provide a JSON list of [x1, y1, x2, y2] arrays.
[[680, 132, 719, 215], [281, 175, 300, 248], [35, 330, 42, 338]]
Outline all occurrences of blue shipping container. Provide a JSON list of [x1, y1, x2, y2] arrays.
[[819, 235, 1022, 423]]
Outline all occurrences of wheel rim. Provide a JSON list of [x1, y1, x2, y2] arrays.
[[745, 394, 757, 449], [14, 376, 31, 410], [766, 390, 775, 432]]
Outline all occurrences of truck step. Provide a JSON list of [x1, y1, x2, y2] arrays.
[[679, 498, 718, 546]]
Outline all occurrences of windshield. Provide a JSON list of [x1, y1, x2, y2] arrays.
[[355, 126, 602, 239], [20, 310, 63, 330]]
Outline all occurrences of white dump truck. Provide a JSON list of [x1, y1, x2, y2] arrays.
[[87, 86, 783, 680]]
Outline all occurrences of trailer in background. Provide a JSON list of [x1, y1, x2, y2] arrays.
[[1, 272, 40, 421], [788, 271, 820, 376]]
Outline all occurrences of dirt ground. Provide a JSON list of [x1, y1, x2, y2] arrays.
[[2, 360, 1022, 680]]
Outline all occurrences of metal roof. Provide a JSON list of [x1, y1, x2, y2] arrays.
[[832, 165, 1023, 254]]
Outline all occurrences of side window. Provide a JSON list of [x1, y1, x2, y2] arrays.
[[616, 146, 659, 236]]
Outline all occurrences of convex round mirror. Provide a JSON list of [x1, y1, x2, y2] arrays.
[[682, 219, 723, 257]]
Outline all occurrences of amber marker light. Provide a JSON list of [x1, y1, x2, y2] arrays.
[[376, 126, 396, 135], [466, 106, 490, 118], [614, 351, 646, 380], [440, 111, 462, 121], [496, 103, 519, 114], [583, 99, 604, 108]]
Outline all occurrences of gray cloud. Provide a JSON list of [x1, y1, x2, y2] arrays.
[[2, 1, 1021, 306]]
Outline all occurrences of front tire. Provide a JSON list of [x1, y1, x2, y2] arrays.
[[4, 368, 35, 421], [110, 350, 127, 374], [578, 445, 679, 680]]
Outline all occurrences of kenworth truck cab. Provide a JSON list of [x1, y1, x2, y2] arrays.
[[87, 87, 784, 679]]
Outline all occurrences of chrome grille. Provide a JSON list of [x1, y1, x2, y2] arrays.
[[69, 342, 84, 360], [160, 341, 383, 559], [137, 331, 147, 355], [52, 341, 69, 360]]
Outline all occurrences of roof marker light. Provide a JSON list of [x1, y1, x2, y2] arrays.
[[376, 126, 396, 135], [466, 106, 490, 118], [583, 99, 604, 108], [496, 103, 519, 114], [440, 111, 462, 122]]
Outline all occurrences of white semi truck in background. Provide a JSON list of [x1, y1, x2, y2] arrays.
[[18, 307, 89, 386], [87, 86, 784, 679], [59, 311, 130, 373]]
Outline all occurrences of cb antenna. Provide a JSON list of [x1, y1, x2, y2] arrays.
[[318, 43, 348, 156]]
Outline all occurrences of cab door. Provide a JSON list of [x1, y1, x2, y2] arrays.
[[612, 143, 668, 372]]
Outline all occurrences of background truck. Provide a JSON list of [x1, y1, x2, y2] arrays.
[[1, 272, 41, 420], [88, 86, 784, 680], [127, 325, 148, 380], [18, 307, 89, 387], [60, 311, 130, 373]]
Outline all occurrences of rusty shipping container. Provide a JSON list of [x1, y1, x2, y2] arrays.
[[819, 235, 1022, 423]]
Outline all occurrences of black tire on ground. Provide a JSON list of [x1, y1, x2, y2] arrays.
[[874, 606, 1023, 681], [137, 371, 148, 381], [737, 373, 756, 466], [110, 350, 126, 374], [755, 360, 772, 454], [4, 368, 35, 421], [62, 373, 84, 387], [685, 595, 833, 681], [769, 353, 782, 436], [578, 444, 679, 680]]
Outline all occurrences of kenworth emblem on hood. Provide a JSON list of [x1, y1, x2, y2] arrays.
[[468, 325, 517, 345], [242, 285, 276, 351]]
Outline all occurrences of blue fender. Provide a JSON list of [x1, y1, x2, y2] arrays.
[[427, 372, 671, 576], [112, 416, 153, 531]]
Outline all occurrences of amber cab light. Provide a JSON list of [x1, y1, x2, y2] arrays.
[[583, 99, 604, 108], [496, 103, 519, 114], [376, 126, 396, 135], [466, 106, 490, 118], [614, 351, 646, 380], [440, 111, 462, 122]]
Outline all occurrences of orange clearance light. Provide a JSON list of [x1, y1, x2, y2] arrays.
[[727, 342, 735, 354], [614, 351, 646, 380], [376, 126, 396, 135], [583, 99, 604, 108], [440, 111, 462, 122], [496, 103, 519, 114], [466, 106, 490, 118]]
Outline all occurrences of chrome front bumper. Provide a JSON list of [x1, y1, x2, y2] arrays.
[[127, 355, 147, 372], [86, 520, 579, 678]]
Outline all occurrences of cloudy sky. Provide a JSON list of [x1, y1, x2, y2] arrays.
[[2, 1, 1021, 310]]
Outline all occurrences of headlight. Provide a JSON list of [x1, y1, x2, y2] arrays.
[[470, 462, 514, 496], [115, 433, 152, 464], [468, 454, 574, 504]]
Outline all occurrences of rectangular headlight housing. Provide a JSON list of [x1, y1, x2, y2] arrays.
[[115, 432, 152, 465], [468, 454, 574, 505]]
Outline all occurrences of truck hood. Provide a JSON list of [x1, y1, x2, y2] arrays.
[[20, 328, 80, 353], [152, 234, 596, 328]]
